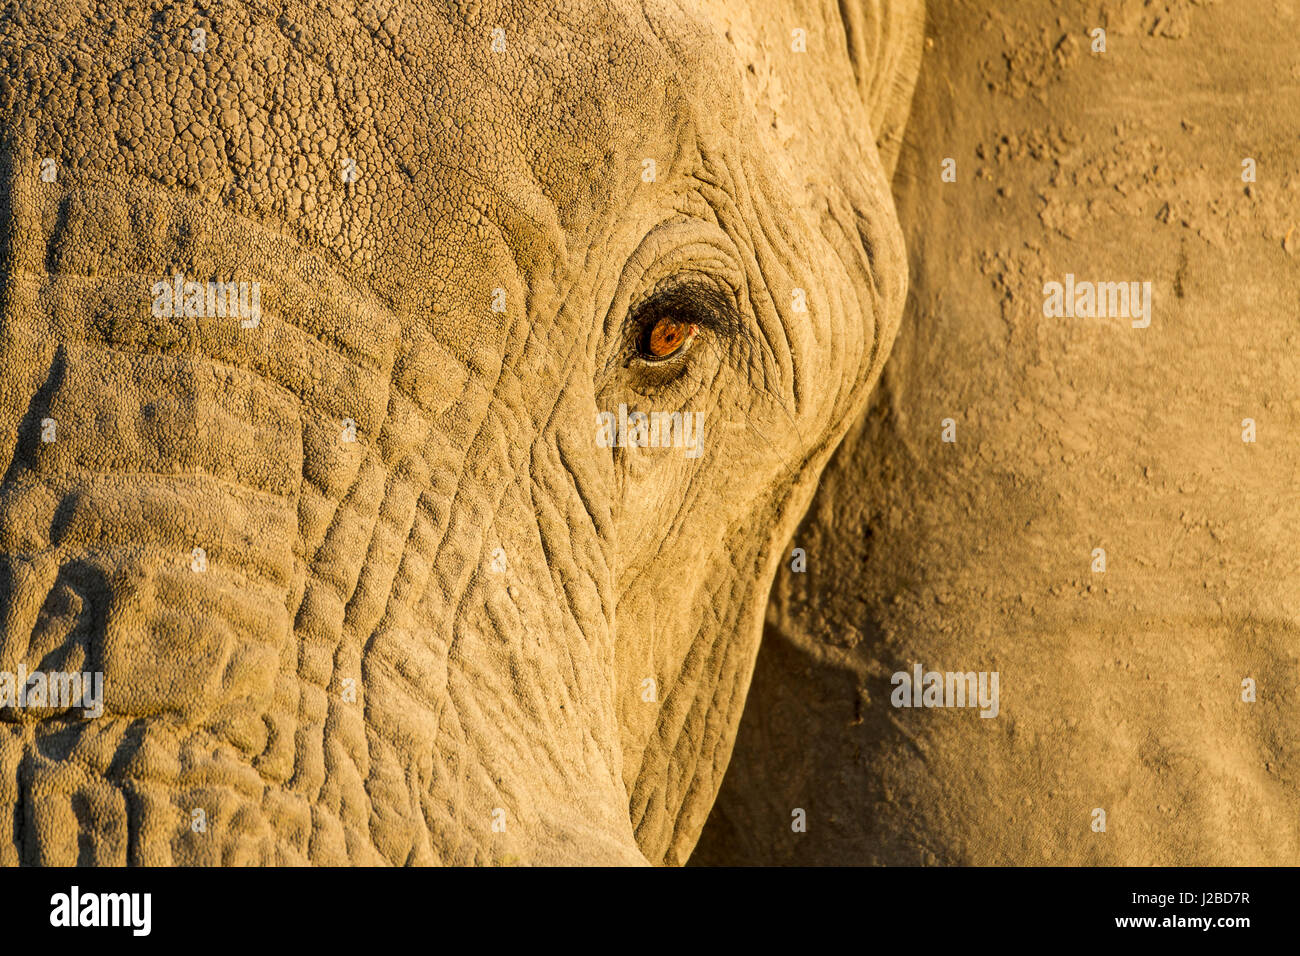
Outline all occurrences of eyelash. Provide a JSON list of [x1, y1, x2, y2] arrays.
[[626, 279, 741, 368]]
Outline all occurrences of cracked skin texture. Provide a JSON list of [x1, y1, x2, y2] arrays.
[[0, 1, 923, 864]]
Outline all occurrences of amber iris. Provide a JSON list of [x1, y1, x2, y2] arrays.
[[645, 317, 696, 358]]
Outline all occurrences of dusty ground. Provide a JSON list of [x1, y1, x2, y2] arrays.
[[695, 0, 1300, 865]]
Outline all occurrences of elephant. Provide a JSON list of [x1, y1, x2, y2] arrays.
[[0, 0, 926, 864], [696, 0, 1300, 865]]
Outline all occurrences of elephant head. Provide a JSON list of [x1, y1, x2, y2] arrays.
[[0, 0, 923, 864]]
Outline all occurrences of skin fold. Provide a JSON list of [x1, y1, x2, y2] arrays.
[[0, 1, 923, 864]]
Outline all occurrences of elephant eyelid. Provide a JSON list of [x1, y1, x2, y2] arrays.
[[627, 278, 743, 344]]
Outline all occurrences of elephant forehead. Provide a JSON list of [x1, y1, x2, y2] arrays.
[[0, 2, 730, 309]]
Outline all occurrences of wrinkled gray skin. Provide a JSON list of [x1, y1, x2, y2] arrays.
[[0, 0, 922, 864]]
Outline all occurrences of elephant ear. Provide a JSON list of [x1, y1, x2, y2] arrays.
[[836, 0, 927, 179], [695, 0, 925, 181]]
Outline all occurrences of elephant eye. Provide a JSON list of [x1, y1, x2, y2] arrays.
[[626, 278, 740, 368], [639, 315, 699, 361]]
